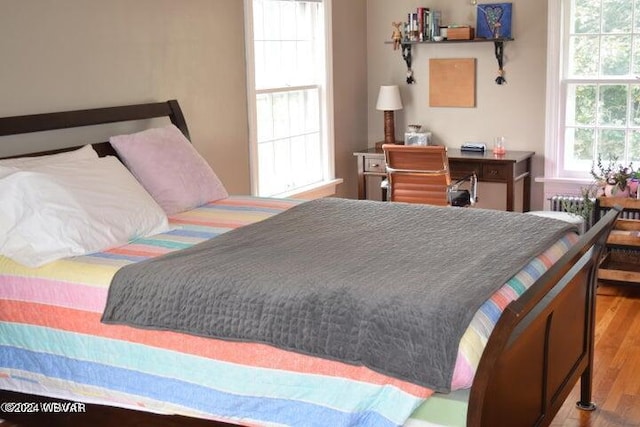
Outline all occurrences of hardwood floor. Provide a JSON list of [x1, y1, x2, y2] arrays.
[[551, 283, 640, 427]]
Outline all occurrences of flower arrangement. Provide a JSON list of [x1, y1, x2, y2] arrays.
[[590, 155, 639, 198]]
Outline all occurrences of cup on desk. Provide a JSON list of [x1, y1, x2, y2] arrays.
[[493, 136, 506, 155]]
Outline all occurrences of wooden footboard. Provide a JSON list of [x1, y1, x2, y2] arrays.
[[468, 207, 621, 427]]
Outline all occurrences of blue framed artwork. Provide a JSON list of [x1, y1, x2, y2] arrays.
[[476, 3, 512, 39]]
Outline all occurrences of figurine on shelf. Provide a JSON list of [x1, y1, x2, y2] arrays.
[[392, 22, 403, 50]]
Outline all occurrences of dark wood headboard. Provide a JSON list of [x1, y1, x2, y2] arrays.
[[0, 99, 189, 158]]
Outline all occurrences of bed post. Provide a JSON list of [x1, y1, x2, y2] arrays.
[[167, 99, 190, 141], [575, 211, 612, 412]]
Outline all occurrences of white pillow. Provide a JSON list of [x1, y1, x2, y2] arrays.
[[0, 156, 170, 267], [0, 144, 97, 168]]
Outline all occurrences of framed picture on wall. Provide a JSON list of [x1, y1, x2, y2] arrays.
[[476, 3, 512, 39]]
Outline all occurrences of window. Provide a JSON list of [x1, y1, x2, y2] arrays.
[[245, 0, 335, 197], [547, 0, 640, 181]]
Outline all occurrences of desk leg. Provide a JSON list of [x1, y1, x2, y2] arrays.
[[523, 158, 532, 212], [506, 164, 515, 212], [356, 156, 366, 200]]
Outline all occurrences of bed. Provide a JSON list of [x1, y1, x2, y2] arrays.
[[0, 100, 621, 427]]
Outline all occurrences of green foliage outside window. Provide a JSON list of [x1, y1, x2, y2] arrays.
[[565, 0, 640, 173]]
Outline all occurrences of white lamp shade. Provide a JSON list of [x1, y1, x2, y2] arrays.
[[376, 85, 403, 111]]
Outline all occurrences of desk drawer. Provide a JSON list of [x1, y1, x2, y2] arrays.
[[450, 162, 481, 180], [482, 164, 509, 181], [365, 157, 386, 173]]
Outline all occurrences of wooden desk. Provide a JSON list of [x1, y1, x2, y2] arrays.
[[353, 146, 535, 212]]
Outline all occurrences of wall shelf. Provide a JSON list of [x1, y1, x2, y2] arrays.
[[386, 38, 513, 45], [386, 38, 514, 85]]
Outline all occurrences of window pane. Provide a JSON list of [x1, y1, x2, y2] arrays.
[[254, 0, 265, 40], [297, 2, 313, 40], [254, 41, 266, 89], [575, 127, 596, 160], [598, 128, 626, 159], [281, 1, 297, 40], [564, 127, 595, 173], [632, 85, 640, 126], [600, 35, 632, 75], [288, 91, 304, 136], [258, 140, 276, 195], [573, 0, 602, 34], [564, 128, 596, 165], [305, 89, 320, 133], [254, 0, 321, 90], [633, 36, 640, 74], [256, 94, 274, 143], [630, 130, 640, 162], [567, 84, 597, 125], [569, 35, 600, 76], [599, 85, 628, 126], [304, 133, 323, 182], [296, 40, 315, 82], [273, 137, 292, 192], [272, 92, 290, 139], [602, 0, 632, 33], [290, 135, 308, 187], [257, 89, 320, 142], [263, 2, 282, 40], [255, 88, 322, 196]]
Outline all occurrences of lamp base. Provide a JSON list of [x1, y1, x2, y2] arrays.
[[383, 110, 396, 145]]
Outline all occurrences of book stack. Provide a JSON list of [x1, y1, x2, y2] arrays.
[[405, 7, 441, 42]]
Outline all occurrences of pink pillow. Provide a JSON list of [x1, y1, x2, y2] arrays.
[[110, 125, 228, 215]]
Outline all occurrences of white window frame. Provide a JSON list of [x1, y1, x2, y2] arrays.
[[542, 0, 640, 200], [541, 0, 591, 199], [244, 0, 339, 199]]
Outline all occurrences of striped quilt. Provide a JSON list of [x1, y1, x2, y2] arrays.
[[0, 196, 579, 426]]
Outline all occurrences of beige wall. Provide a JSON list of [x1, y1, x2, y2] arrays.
[[367, 0, 548, 210], [0, 1, 548, 208], [332, 0, 369, 198], [0, 0, 369, 200], [0, 0, 251, 195]]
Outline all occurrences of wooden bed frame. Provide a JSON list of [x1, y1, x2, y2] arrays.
[[0, 99, 190, 158], [0, 100, 621, 427]]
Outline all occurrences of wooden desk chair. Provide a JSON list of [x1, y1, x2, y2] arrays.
[[382, 144, 477, 206]]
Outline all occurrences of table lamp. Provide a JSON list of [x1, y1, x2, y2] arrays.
[[376, 85, 403, 145]]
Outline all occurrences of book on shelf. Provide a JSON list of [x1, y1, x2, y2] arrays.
[[429, 10, 441, 40], [404, 7, 439, 42]]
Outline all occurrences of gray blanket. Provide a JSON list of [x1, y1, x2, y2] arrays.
[[102, 198, 575, 392]]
